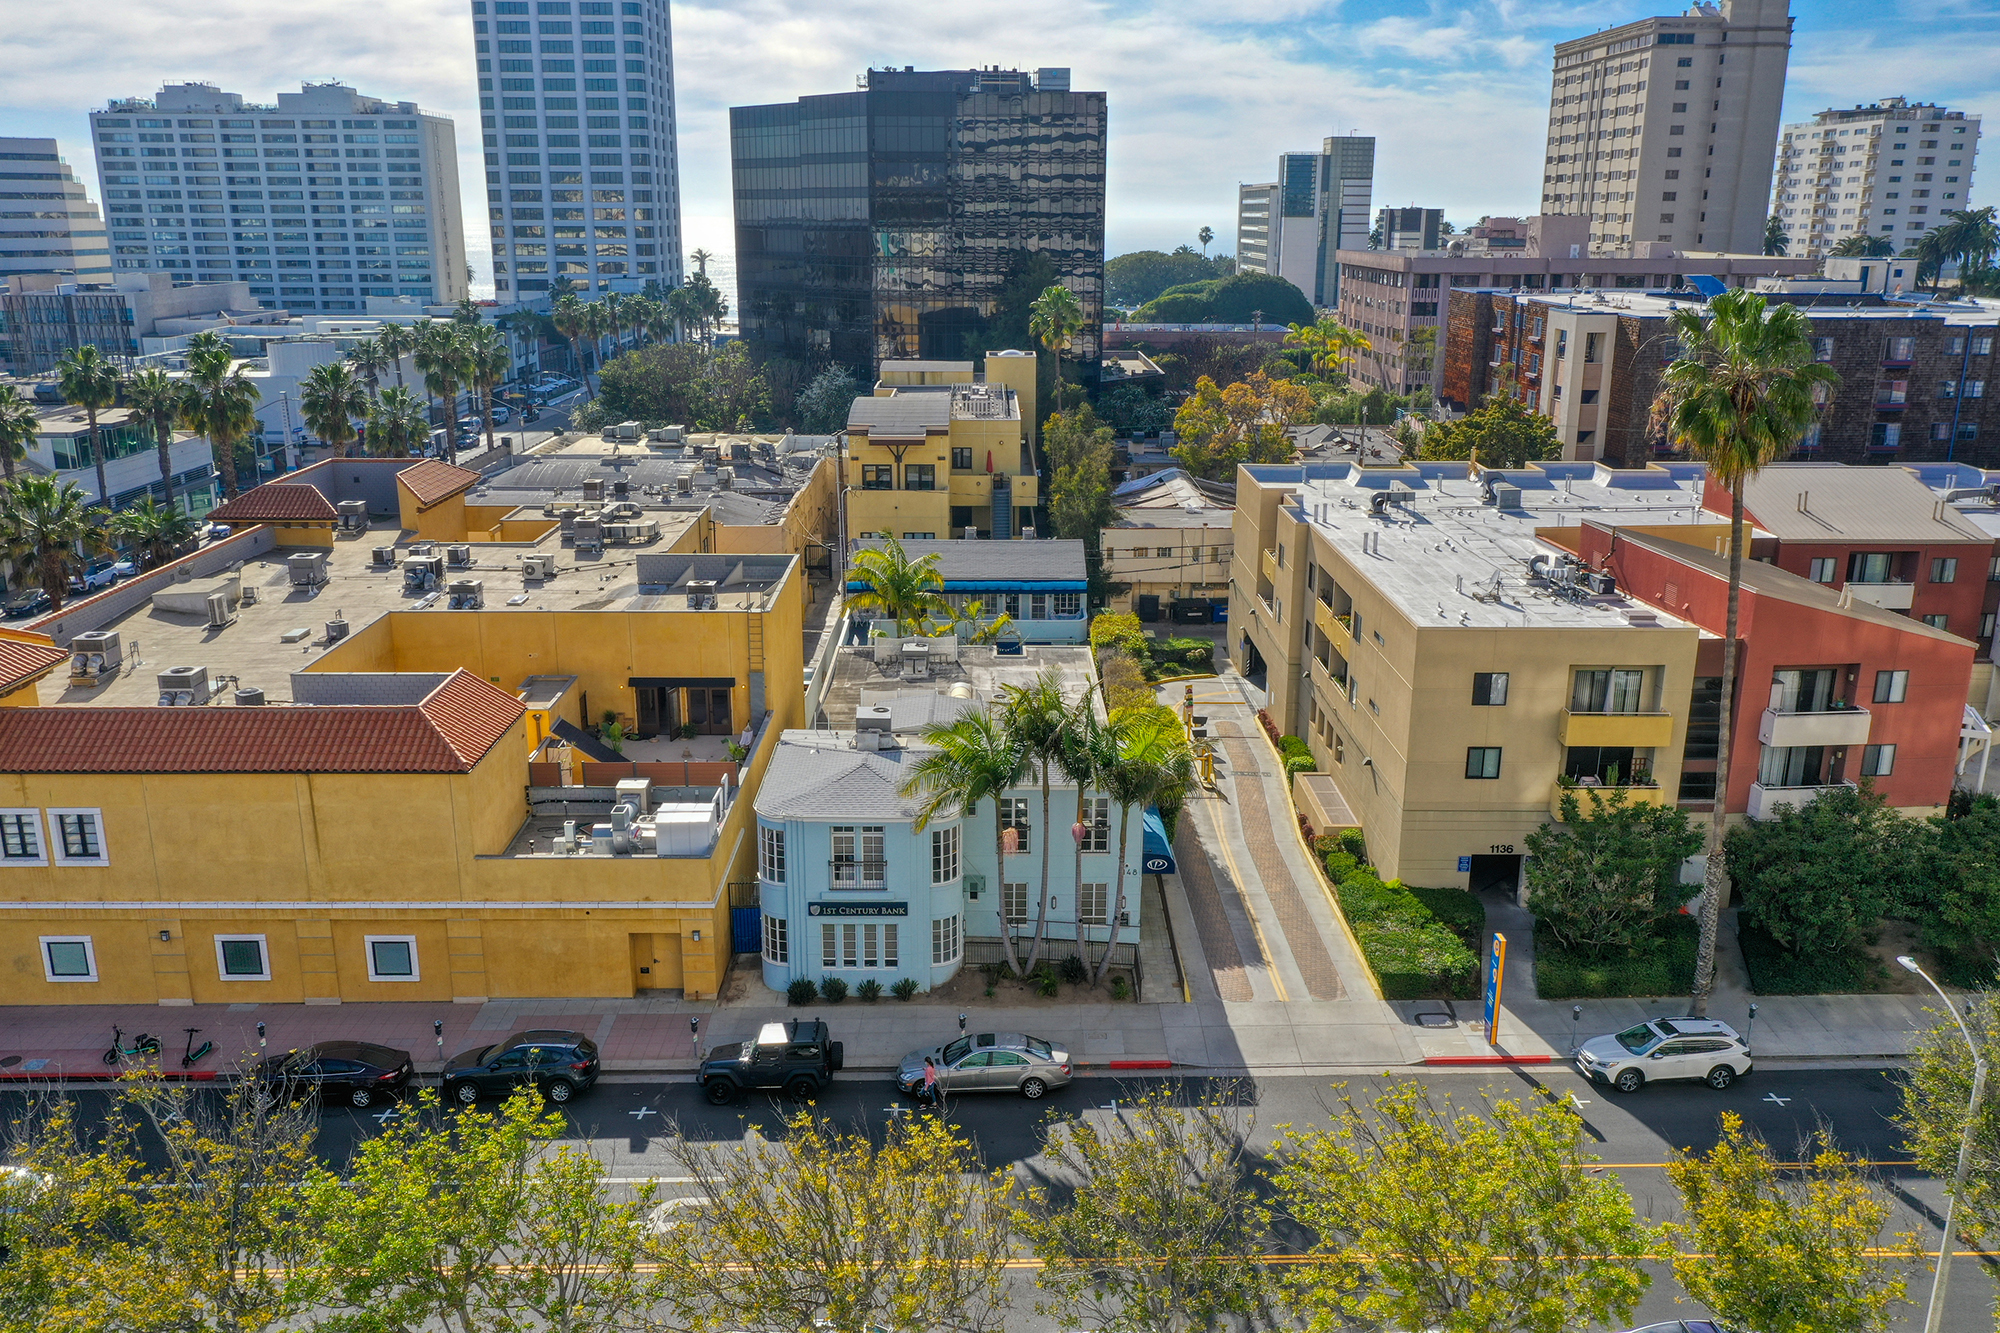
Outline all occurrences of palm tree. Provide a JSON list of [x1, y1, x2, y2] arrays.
[[664, 285, 698, 346], [55, 344, 120, 506], [1933, 206, 2000, 287], [413, 322, 472, 461], [640, 298, 671, 346], [600, 292, 625, 361], [999, 669, 1072, 972], [1657, 288, 1840, 1018], [105, 496, 196, 569], [453, 297, 483, 325], [902, 708, 1031, 976], [0, 476, 104, 612], [299, 361, 369, 459], [368, 386, 428, 458], [1095, 708, 1194, 984], [921, 598, 1016, 644], [689, 248, 713, 277], [343, 336, 392, 400], [465, 323, 511, 457], [1905, 230, 1952, 294], [1829, 235, 1893, 259], [584, 300, 615, 380], [1054, 702, 1114, 972], [1284, 317, 1372, 380], [1762, 216, 1788, 257], [551, 294, 593, 395], [123, 368, 191, 506], [374, 321, 416, 390], [625, 295, 660, 346], [1198, 226, 1214, 256], [844, 533, 948, 632], [180, 334, 261, 499], [0, 385, 42, 483], [1030, 284, 1086, 412]]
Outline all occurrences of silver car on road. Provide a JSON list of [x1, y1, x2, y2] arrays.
[[895, 1031, 1072, 1100]]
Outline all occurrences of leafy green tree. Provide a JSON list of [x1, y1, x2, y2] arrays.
[[0, 476, 105, 611], [595, 341, 770, 431], [1418, 397, 1562, 468], [1916, 796, 2000, 966], [0, 383, 38, 482], [1133, 271, 1313, 327], [56, 343, 120, 504], [794, 365, 863, 434], [1525, 789, 1702, 955], [1283, 318, 1372, 379], [1104, 248, 1231, 308], [1096, 383, 1174, 437], [904, 705, 1033, 975], [0, 1095, 148, 1331], [1899, 981, 2000, 1303], [1764, 215, 1790, 256], [1727, 781, 1919, 958], [180, 331, 262, 497], [1171, 372, 1315, 481], [1045, 404, 1117, 584], [845, 532, 948, 631], [1275, 1081, 1652, 1333], [1016, 1088, 1269, 1333], [1655, 288, 1839, 1014], [1664, 1112, 1907, 1333]]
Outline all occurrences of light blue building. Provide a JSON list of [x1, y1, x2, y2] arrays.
[[752, 643, 1145, 993], [847, 538, 1090, 645]]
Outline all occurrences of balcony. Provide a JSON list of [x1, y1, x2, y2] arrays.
[[1747, 780, 1859, 821], [1549, 781, 1672, 820], [1843, 579, 1914, 610], [1314, 598, 1353, 650], [1260, 547, 1280, 584], [828, 858, 887, 890], [1558, 709, 1675, 748], [1758, 704, 1871, 749]]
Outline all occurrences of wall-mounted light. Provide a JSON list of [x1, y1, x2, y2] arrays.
[[158, 930, 171, 942], [691, 929, 701, 943]]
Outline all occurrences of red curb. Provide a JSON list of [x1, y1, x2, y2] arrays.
[[1106, 1059, 1174, 1070], [0, 1070, 221, 1082], [1423, 1055, 1554, 1066]]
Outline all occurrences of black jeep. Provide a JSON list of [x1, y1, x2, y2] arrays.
[[699, 1019, 843, 1104]]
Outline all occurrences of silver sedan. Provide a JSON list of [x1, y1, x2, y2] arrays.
[[895, 1032, 1072, 1100]]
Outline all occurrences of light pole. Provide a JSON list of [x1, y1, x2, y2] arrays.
[[1899, 953, 1988, 1333]]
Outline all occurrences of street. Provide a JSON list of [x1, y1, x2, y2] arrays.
[[10, 1065, 1984, 1331]]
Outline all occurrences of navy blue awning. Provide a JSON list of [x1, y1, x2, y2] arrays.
[[1141, 807, 1175, 875]]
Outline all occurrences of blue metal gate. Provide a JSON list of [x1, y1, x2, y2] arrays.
[[730, 906, 762, 954]]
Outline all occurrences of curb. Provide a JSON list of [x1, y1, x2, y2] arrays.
[[1103, 1059, 1174, 1070], [0, 1069, 220, 1083], [1423, 1054, 1554, 1066]]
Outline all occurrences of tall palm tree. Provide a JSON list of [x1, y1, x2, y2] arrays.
[[902, 708, 1031, 976], [375, 321, 416, 390], [344, 336, 392, 399], [1055, 702, 1114, 971], [123, 368, 191, 506], [689, 248, 713, 277], [1030, 284, 1086, 412], [584, 300, 615, 380], [600, 292, 625, 361], [844, 533, 948, 632], [1762, 216, 1788, 257], [180, 334, 261, 499], [1094, 708, 1194, 983], [453, 296, 483, 325], [999, 669, 1072, 972], [1284, 317, 1372, 380], [640, 297, 671, 346], [625, 295, 660, 346], [664, 285, 698, 346], [0, 385, 42, 482], [299, 361, 369, 459], [55, 344, 120, 506], [465, 323, 511, 457], [551, 294, 593, 394], [1657, 288, 1840, 1018], [105, 496, 196, 569], [0, 476, 104, 612], [367, 386, 428, 458], [1933, 206, 2000, 286], [413, 321, 472, 461]]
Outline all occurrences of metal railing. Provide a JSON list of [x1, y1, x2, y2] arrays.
[[828, 858, 887, 888]]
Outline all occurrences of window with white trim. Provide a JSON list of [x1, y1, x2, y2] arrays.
[[758, 825, 785, 881], [763, 914, 788, 964], [1079, 882, 1110, 926], [364, 935, 419, 981], [1874, 670, 1908, 703], [215, 934, 271, 981], [931, 914, 961, 964], [1080, 797, 1109, 852], [1002, 881, 1029, 924], [48, 809, 107, 865], [0, 809, 46, 863], [835, 922, 898, 969], [41, 935, 97, 982], [931, 825, 960, 883], [1808, 557, 1836, 583]]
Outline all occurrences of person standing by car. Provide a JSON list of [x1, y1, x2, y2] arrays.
[[921, 1055, 939, 1108]]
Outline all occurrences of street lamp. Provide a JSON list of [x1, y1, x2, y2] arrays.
[[1898, 953, 1988, 1333]]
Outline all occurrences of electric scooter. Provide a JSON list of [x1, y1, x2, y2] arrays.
[[180, 1027, 214, 1068], [103, 1025, 162, 1065]]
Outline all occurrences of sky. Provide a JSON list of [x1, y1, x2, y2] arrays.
[[5, 0, 1996, 303]]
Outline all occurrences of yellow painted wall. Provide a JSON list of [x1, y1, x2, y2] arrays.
[[0, 679, 44, 708], [406, 491, 468, 542], [264, 521, 336, 548]]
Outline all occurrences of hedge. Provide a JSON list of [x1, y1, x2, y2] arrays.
[[1737, 918, 1884, 994], [1534, 915, 1699, 999], [1328, 859, 1479, 1000], [1090, 612, 1149, 660], [1151, 637, 1214, 671]]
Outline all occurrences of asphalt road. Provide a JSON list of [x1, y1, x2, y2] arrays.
[[8, 1066, 1986, 1330]]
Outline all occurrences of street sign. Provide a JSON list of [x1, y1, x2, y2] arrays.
[[1458, 855, 1472, 873], [1483, 932, 1507, 1046]]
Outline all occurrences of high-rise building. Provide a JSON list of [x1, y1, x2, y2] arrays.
[[90, 83, 465, 313], [1772, 99, 1982, 258], [1232, 138, 1373, 308], [731, 66, 1105, 374], [472, 0, 682, 297], [0, 138, 112, 288], [1375, 206, 1444, 252], [1540, 0, 1792, 256]]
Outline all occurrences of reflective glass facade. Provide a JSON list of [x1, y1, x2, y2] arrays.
[[732, 68, 1104, 375]]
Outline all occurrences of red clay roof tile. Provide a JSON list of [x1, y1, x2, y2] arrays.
[[396, 459, 482, 507], [208, 484, 339, 523], [0, 633, 70, 695]]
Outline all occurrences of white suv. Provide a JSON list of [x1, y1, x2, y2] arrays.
[[1574, 1017, 1752, 1093]]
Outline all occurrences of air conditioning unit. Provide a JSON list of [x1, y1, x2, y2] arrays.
[[675, 471, 693, 495], [685, 578, 717, 610], [336, 499, 368, 531], [156, 665, 210, 706], [324, 615, 349, 643], [447, 578, 485, 610], [446, 544, 473, 567], [69, 630, 123, 682], [403, 554, 445, 593], [287, 551, 329, 587], [204, 591, 236, 629], [573, 519, 603, 554], [409, 542, 435, 556], [372, 545, 399, 567], [581, 478, 605, 501], [523, 553, 556, 580]]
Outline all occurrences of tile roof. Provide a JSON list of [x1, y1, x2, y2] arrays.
[[208, 484, 339, 524], [0, 669, 524, 773], [396, 459, 482, 507], [0, 632, 70, 694]]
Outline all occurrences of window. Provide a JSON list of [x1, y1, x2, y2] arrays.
[[1849, 551, 1896, 583], [1885, 336, 1915, 361], [1080, 796, 1109, 852], [831, 825, 884, 887], [1932, 557, 1959, 584], [1874, 669, 1908, 703], [763, 915, 788, 964], [931, 914, 961, 965], [1002, 882, 1029, 924], [41, 936, 97, 982], [998, 798, 1030, 852], [49, 809, 107, 865], [215, 935, 271, 981], [1923, 613, 1949, 630], [1466, 747, 1503, 780], [1079, 882, 1110, 926], [860, 464, 893, 490], [759, 825, 785, 881], [931, 825, 960, 883], [1860, 744, 1897, 777], [364, 935, 419, 981], [0, 809, 45, 863], [1472, 672, 1509, 706], [821, 923, 838, 968], [1572, 668, 1645, 714], [1808, 557, 1836, 583], [950, 447, 973, 470], [904, 463, 935, 490]]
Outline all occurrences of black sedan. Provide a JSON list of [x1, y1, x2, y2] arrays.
[[441, 1029, 600, 1106], [253, 1041, 414, 1109]]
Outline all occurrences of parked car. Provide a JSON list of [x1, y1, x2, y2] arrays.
[[442, 1029, 600, 1106], [2, 588, 50, 619], [252, 1041, 414, 1109], [1574, 1017, 1752, 1093], [67, 559, 119, 594], [111, 558, 140, 580], [895, 1031, 1071, 1100], [699, 1019, 842, 1104]]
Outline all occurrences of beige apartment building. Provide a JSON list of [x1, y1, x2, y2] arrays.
[[1540, 0, 1792, 257], [1772, 99, 1982, 259], [1101, 469, 1233, 620]]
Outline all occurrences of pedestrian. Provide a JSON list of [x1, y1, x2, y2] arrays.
[[921, 1055, 939, 1108]]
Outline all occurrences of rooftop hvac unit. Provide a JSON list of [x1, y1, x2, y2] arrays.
[[372, 545, 399, 567], [612, 478, 629, 497], [574, 519, 603, 554], [288, 551, 330, 587], [409, 542, 435, 556], [675, 471, 693, 495], [1492, 484, 1524, 511], [403, 554, 445, 593], [69, 630, 123, 682], [523, 553, 556, 580], [336, 499, 368, 531], [240, 583, 258, 606], [324, 614, 349, 643], [611, 420, 641, 441], [648, 425, 684, 444], [447, 578, 485, 609], [685, 578, 717, 610], [632, 518, 659, 544], [235, 686, 266, 706], [156, 665, 210, 707], [964, 525, 979, 540], [205, 591, 236, 629], [581, 478, 605, 501], [615, 777, 652, 815], [717, 467, 734, 490], [446, 544, 473, 567]]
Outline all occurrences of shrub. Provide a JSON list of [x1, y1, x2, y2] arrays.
[[1256, 709, 1282, 746], [786, 978, 816, 1005], [1037, 974, 1060, 997], [818, 976, 849, 1003], [1312, 833, 1341, 858], [1059, 954, 1088, 984], [1535, 915, 1701, 999], [1324, 850, 1360, 881], [1098, 649, 1152, 713], [1151, 637, 1214, 672], [1110, 975, 1131, 1000], [891, 977, 919, 1001], [1730, 782, 1919, 958], [1331, 867, 1478, 999], [1737, 919, 1883, 995], [1409, 886, 1487, 944], [856, 979, 882, 1002], [1089, 612, 1149, 660], [1525, 789, 1702, 955], [1338, 827, 1368, 864]]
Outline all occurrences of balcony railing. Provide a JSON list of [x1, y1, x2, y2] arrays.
[[828, 858, 887, 889], [1758, 704, 1871, 749], [1550, 780, 1669, 820], [1747, 780, 1858, 821], [1557, 709, 1675, 748]]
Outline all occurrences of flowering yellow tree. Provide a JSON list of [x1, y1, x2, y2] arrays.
[[1170, 372, 1315, 481]]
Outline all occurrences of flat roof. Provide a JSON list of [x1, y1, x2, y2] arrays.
[[847, 382, 1019, 432], [816, 643, 1098, 731], [468, 435, 826, 524], [1512, 289, 2000, 327], [848, 538, 1087, 587]]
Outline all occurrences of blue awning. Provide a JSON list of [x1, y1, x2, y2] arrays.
[[1141, 807, 1175, 875]]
